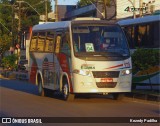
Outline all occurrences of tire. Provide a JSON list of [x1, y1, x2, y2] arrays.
[[113, 93, 124, 100], [62, 80, 74, 101], [38, 77, 45, 97]]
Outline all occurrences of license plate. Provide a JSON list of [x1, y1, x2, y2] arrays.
[[101, 78, 113, 82]]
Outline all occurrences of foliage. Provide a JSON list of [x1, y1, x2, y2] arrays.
[[77, 0, 97, 7], [0, 0, 52, 57], [0, 34, 12, 57], [77, 0, 110, 7], [131, 48, 160, 74], [2, 54, 18, 70], [19, 0, 52, 31]]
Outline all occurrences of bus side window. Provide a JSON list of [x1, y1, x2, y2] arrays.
[[55, 35, 61, 53], [124, 26, 135, 49], [30, 32, 38, 51], [123, 28, 132, 48], [45, 31, 55, 52], [37, 32, 45, 51], [61, 33, 71, 56]]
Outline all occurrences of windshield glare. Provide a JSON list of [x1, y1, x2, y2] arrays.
[[72, 25, 130, 57]]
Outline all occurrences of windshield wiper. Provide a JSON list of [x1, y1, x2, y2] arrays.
[[75, 52, 128, 57], [107, 52, 129, 57]]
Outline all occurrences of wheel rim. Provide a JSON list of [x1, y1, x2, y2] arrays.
[[38, 79, 44, 96], [63, 83, 68, 99], [38, 80, 42, 94]]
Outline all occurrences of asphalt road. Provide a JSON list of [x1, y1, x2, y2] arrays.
[[0, 78, 159, 126]]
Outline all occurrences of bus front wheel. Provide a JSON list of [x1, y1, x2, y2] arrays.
[[38, 77, 45, 97], [62, 80, 74, 101]]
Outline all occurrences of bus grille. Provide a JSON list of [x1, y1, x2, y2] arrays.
[[92, 71, 120, 78], [96, 82, 117, 88]]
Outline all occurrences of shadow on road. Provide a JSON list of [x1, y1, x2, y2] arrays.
[[0, 79, 128, 102], [0, 79, 39, 95], [0, 79, 114, 101], [45, 90, 117, 102]]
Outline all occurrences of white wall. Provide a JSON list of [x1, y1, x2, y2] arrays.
[[116, 0, 160, 19]]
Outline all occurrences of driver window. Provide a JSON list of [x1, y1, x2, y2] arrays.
[[60, 33, 71, 56], [30, 32, 38, 51]]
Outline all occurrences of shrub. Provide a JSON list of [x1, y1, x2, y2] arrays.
[[131, 48, 160, 74], [2, 54, 18, 70]]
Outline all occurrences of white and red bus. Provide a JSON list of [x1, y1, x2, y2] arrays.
[[29, 18, 132, 100]]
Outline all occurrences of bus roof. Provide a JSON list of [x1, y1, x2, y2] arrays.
[[32, 21, 71, 31], [32, 19, 116, 31], [117, 15, 160, 26]]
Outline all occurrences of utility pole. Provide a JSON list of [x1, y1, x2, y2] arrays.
[[55, 0, 58, 22], [16, 0, 22, 53], [104, 0, 107, 19], [45, 0, 48, 22], [103, 0, 110, 19], [10, 0, 16, 47], [12, 5, 14, 47], [128, 0, 136, 19], [17, 1, 21, 32], [133, 0, 136, 18], [139, 0, 143, 17]]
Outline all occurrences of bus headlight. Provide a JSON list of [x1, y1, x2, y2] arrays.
[[73, 69, 91, 76], [121, 69, 132, 76]]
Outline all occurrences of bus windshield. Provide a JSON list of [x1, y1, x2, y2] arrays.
[[72, 25, 130, 58]]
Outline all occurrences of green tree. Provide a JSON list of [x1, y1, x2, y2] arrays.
[[0, 0, 13, 58], [77, 0, 97, 7], [77, 0, 110, 7], [0, 34, 12, 58], [18, 0, 52, 31], [0, 0, 52, 57], [132, 48, 160, 74], [77, 0, 111, 19], [2, 54, 18, 70]]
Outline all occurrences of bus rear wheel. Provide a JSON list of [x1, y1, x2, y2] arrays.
[[62, 80, 74, 101], [38, 77, 45, 97]]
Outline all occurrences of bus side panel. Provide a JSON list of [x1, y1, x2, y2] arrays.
[[42, 56, 55, 89], [57, 53, 73, 93], [29, 52, 38, 84]]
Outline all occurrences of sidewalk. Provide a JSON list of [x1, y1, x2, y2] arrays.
[[0, 70, 16, 79], [0, 67, 28, 80], [0, 78, 39, 95], [126, 90, 160, 102]]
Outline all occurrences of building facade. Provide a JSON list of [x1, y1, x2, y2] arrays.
[[116, 0, 160, 19], [57, 0, 160, 21]]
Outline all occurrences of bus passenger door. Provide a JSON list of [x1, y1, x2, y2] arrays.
[[54, 34, 62, 90], [42, 31, 55, 89]]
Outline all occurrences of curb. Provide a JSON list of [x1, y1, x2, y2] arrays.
[[0, 70, 29, 80], [124, 96, 159, 105], [125, 92, 160, 102]]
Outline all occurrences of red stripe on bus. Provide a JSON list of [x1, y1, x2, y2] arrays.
[[57, 53, 73, 93], [105, 64, 123, 69]]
